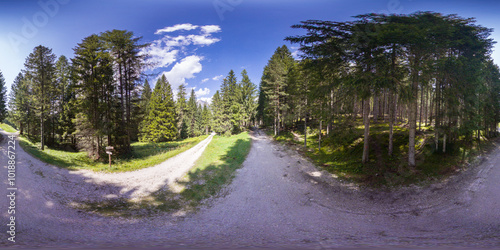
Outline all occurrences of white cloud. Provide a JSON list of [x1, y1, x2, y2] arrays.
[[199, 97, 213, 105], [212, 75, 223, 81], [195, 87, 211, 97], [161, 55, 203, 90], [201, 25, 221, 34], [201, 78, 210, 83], [143, 24, 221, 71], [142, 40, 179, 69], [187, 34, 220, 46], [155, 23, 198, 34]]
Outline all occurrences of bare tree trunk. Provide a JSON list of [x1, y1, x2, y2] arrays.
[[388, 92, 395, 156], [274, 105, 277, 136], [443, 133, 447, 153], [362, 99, 371, 164], [373, 94, 379, 123], [408, 78, 419, 168], [319, 120, 322, 150], [419, 83, 424, 131], [304, 114, 307, 149], [423, 86, 428, 126], [435, 80, 441, 151]]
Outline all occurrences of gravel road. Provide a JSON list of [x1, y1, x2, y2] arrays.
[[1, 129, 499, 249]]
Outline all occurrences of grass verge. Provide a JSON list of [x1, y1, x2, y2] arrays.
[[268, 120, 498, 187], [76, 132, 252, 217], [18, 135, 208, 172], [0, 123, 18, 133]]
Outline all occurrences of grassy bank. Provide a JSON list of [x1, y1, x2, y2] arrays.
[[18, 134, 208, 172], [0, 123, 18, 133], [269, 120, 497, 187], [79, 132, 252, 217]]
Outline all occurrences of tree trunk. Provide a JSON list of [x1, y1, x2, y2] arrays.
[[443, 133, 447, 153], [419, 83, 424, 131], [373, 94, 379, 123], [408, 77, 419, 168], [362, 99, 370, 164], [319, 120, 322, 150], [274, 107, 277, 136], [388, 92, 395, 156], [304, 115, 307, 149]]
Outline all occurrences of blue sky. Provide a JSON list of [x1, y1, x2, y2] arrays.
[[1, 0, 500, 103]]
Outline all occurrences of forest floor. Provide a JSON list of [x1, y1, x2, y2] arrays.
[[269, 119, 498, 187], [1, 128, 500, 248]]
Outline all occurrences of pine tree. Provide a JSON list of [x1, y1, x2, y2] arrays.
[[24, 45, 57, 150], [55, 55, 75, 145], [201, 104, 211, 134], [8, 73, 30, 135], [220, 70, 239, 134], [261, 45, 295, 136], [141, 79, 152, 111], [143, 75, 177, 142], [238, 69, 257, 128], [211, 90, 227, 135], [72, 34, 115, 158], [138, 79, 152, 141], [186, 88, 198, 137], [176, 84, 188, 138], [0, 70, 7, 122], [101, 29, 147, 152], [195, 103, 203, 136]]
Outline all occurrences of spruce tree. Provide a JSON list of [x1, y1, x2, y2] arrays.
[[261, 45, 295, 136], [201, 104, 212, 134], [72, 34, 115, 158], [143, 75, 177, 142], [0, 70, 7, 122], [176, 84, 188, 138], [138, 79, 152, 141], [220, 70, 239, 134], [55, 55, 75, 145], [186, 88, 198, 137], [8, 73, 30, 135], [24, 45, 57, 150], [238, 69, 257, 128], [211, 90, 227, 135]]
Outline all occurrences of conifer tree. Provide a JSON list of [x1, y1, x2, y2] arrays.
[[176, 84, 188, 138], [138, 79, 152, 141], [72, 35, 114, 158], [201, 104, 211, 134], [221, 70, 239, 133], [261, 45, 295, 136], [186, 88, 198, 137], [238, 69, 257, 128], [24, 45, 57, 150], [8, 73, 30, 135], [0, 70, 7, 122], [142, 75, 177, 142], [211, 90, 227, 134]]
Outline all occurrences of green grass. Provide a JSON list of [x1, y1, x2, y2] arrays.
[[0, 123, 18, 133], [270, 120, 497, 187], [18, 135, 208, 172], [75, 132, 252, 217], [179, 132, 251, 204]]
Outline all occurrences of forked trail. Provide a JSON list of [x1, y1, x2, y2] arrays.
[[1, 130, 499, 248]]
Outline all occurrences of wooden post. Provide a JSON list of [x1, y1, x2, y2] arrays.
[[106, 146, 114, 168]]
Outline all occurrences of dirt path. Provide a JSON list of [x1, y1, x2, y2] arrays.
[[1, 129, 500, 248]]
